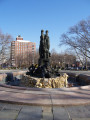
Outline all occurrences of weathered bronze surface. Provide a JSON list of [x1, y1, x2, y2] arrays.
[[39, 30, 51, 67], [28, 30, 54, 78]]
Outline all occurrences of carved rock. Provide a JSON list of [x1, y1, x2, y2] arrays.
[[20, 73, 68, 88]]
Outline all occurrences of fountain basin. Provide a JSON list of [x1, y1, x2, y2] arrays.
[[0, 71, 90, 88]]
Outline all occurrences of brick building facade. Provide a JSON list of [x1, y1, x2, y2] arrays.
[[11, 35, 36, 67]]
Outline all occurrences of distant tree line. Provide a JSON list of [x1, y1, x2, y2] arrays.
[[50, 49, 76, 69], [15, 48, 76, 69]]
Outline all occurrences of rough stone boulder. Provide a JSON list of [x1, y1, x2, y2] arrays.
[[20, 73, 68, 88]]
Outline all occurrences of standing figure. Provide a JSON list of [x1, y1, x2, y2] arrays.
[[39, 30, 44, 58], [44, 30, 50, 59], [39, 30, 51, 66]]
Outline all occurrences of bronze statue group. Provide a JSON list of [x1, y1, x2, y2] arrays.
[[28, 30, 52, 78], [39, 30, 51, 60]]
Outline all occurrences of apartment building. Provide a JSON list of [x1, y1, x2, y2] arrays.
[[11, 35, 36, 67]]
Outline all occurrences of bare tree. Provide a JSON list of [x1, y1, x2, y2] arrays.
[[60, 17, 90, 69], [0, 30, 13, 67]]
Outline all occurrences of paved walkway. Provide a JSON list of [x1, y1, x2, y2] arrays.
[[0, 102, 90, 120], [0, 85, 90, 106], [0, 84, 90, 120]]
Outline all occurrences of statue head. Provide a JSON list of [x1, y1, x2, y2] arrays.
[[41, 30, 44, 35], [46, 30, 48, 36]]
